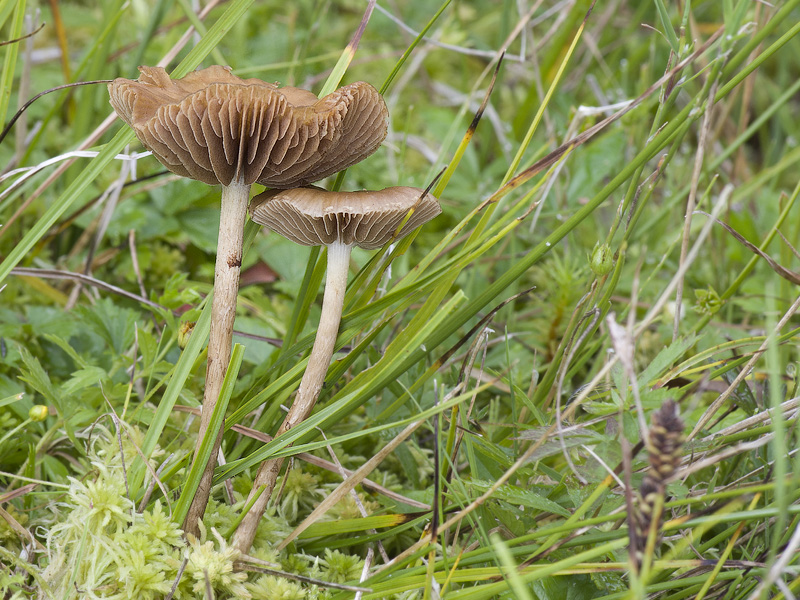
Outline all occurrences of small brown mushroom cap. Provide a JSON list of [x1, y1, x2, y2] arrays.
[[108, 66, 388, 188], [250, 186, 441, 250]]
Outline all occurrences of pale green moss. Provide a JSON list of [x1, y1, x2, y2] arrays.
[[246, 574, 307, 600], [180, 523, 249, 599], [319, 548, 363, 584], [279, 469, 325, 522], [9, 425, 369, 599]]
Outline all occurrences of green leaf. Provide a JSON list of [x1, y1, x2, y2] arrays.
[[532, 574, 600, 600], [42, 334, 90, 370], [172, 344, 244, 525], [653, 0, 680, 53], [61, 367, 108, 396], [17, 347, 58, 408], [470, 480, 571, 518], [17, 347, 78, 446], [0, 392, 24, 410], [128, 288, 212, 496], [489, 533, 535, 600], [299, 514, 413, 539], [516, 427, 604, 463], [637, 333, 697, 388], [76, 298, 137, 356], [135, 326, 160, 375]]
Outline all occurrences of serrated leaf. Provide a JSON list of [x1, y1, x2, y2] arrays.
[[18, 347, 77, 446], [17, 347, 59, 407], [24, 306, 76, 340], [76, 298, 137, 355], [639, 386, 677, 408], [61, 367, 108, 396], [487, 502, 529, 537], [516, 426, 604, 462], [622, 411, 639, 444], [42, 334, 89, 370], [470, 480, 571, 517], [611, 362, 626, 403]]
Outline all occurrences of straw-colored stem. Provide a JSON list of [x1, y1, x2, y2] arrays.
[[184, 180, 249, 537], [234, 240, 351, 553]]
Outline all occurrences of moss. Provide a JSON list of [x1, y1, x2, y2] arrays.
[[246, 574, 307, 600], [279, 468, 325, 522], [180, 524, 249, 599], [10, 418, 380, 598]]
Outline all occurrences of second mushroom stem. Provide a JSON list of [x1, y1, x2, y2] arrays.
[[234, 240, 352, 552], [184, 180, 250, 537]]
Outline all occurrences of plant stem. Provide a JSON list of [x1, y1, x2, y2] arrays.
[[184, 180, 249, 537], [234, 240, 351, 553]]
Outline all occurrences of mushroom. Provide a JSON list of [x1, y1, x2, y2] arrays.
[[108, 66, 388, 535], [234, 185, 441, 551]]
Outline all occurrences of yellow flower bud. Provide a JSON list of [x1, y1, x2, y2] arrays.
[[29, 405, 49, 422]]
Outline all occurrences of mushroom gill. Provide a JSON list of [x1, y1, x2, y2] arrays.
[[250, 186, 443, 248], [108, 66, 388, 188]]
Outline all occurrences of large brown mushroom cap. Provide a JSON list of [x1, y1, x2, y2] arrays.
[[250, 186, 441, 250], [108, 66, 388, 188]]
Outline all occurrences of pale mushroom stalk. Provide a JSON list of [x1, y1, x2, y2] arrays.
[[290, 240, 351, 418], [233, 239, 351, 551], [235, 185, 441, 553], [184, 179, 249, 536]]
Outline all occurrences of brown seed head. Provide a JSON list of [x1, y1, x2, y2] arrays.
[[108, 66, 388, 188], [632, 399, 686, 570], [645, 399, 685, 484], [249, 186, 441, 250]]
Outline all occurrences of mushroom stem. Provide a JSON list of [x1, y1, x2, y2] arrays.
[[184, 180, 250, 537], [234, 240, 352, 552]]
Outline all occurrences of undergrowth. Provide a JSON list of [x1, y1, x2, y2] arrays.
[[1, 0, 800, 598]]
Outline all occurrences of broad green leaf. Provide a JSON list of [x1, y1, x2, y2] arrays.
[[17, 347, 58, 408], [76, 299, 137, 356], [637, 333, 697, 387], [61, 367, 109, 396], [42, 334, 90, 370], [470, 480, 571, 518]]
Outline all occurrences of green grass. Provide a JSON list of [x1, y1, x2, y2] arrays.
[[1, 0, 800, 598]]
